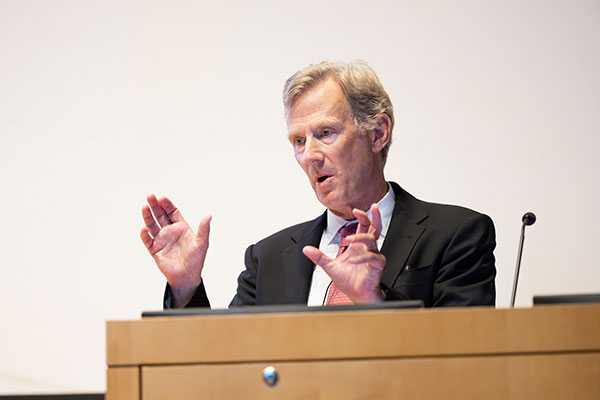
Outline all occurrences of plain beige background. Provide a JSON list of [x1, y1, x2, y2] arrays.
[[1, 0, 599, 394]]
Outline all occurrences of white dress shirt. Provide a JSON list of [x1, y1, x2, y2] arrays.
[[307, 184, 396, 306]]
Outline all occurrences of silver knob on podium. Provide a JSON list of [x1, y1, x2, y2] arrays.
[[262, 366, 278, 387]]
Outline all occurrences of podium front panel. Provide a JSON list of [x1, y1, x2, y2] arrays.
[[106, 304, 600, 400]]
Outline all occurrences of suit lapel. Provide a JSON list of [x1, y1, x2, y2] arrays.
[[276, 182, 426, 303], [380, 183, 428, 288], [280, 212, 327, 304]]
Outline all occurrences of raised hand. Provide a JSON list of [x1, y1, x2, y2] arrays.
[[302, 204, 386, 304], [140, 194, 211, 307]]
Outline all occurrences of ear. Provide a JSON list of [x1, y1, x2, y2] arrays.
[[370, 113, 391, 154]]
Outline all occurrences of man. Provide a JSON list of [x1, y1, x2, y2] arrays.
[[140, 61, 496, 308]]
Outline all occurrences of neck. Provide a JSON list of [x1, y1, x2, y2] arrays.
[[331, 176, 389, 220]]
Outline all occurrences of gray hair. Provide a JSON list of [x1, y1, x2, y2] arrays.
[[283, 60, 394, 164]]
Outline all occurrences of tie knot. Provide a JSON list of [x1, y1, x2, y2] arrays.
[[339, 222, 358, 248]]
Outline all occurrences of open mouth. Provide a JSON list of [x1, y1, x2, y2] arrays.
[[317, 175, 331, 183]]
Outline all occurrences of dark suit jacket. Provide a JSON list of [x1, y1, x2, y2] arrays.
[[178, 182, 496, 308]]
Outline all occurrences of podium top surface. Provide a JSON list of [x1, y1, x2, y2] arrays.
[[141, 300, 424, 318], [107, 304, 600, 367]]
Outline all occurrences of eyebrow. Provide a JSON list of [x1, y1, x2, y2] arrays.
[[287, 116, 345, 137]]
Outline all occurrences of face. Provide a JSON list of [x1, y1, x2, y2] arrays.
[[286, 78, 385, 219]]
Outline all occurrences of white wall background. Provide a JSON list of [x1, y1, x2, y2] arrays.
[[0, 0, 598, 394]]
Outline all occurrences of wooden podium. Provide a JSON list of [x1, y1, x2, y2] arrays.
[[106, 304, 600, 399]]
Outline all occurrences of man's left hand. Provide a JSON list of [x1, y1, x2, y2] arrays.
[[303, 204, 386, 304]]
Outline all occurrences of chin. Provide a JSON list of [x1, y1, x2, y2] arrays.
[[317, 196, 335, 211], [321, 199, 353, 219]]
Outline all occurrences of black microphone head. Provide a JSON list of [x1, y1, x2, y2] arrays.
[[522, 212, 536, 226]]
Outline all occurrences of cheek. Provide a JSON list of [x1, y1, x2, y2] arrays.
[[295, 155, 311, 177], [350, 142, 372, 164]]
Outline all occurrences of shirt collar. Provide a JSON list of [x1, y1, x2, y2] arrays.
[[323, 183, 396, 245]]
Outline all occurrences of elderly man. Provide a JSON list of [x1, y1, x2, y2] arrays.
[[141, 61, 496, 308]]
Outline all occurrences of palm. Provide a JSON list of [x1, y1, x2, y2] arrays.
[[303, 204, 386, 304], [140, 194, 212, 291], [149, 220, 208, 288], [326, 242, 385, 301]]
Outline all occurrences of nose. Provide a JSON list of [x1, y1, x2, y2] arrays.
[[303, 137, 324, 165]]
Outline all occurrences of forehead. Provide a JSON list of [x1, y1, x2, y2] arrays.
[[286, 78, 352, 132]]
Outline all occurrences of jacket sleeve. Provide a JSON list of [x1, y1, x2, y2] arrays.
[[432, 213, 496, 306], [228, 244, 259, 307], [163, 281, 211, 309], [163, 243, 260, 309]]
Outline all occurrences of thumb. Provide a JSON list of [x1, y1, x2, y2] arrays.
[[197, 215, 212, 240], [303, 246, 333, 270]]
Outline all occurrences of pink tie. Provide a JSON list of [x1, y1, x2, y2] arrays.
[[325, 222, 358, 305]]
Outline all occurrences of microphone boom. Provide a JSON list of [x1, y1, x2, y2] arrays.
[[510, 212, 536, 307]]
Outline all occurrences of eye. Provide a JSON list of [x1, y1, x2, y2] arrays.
[[293, 137, 305, 146], [316, 129, 336, 142]]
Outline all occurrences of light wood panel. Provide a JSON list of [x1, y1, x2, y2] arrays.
[[141, 352, 600, 400], [107, 304, 600, 399], [107, 304, 600, 366], [106, 366, 139, 400]]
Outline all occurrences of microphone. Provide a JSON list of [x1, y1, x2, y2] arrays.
[[522, 212, 536, 226], [510, 212, 536, 307]]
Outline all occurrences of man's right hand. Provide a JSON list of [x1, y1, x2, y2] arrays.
[[140, 194, 211, 308]]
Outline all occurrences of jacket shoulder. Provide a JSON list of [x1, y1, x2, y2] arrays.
[[252, 212, 327, 250], [390, 181, 493, 229]]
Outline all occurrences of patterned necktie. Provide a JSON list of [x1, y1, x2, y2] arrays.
[[325, 222, 358, 305]]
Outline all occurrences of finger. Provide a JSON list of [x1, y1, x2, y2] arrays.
[[348, 233, 379, 251], [344, 250, 385, 266], [197, 214, 212, 241], [140, 227, 154, 251], [158, 196, 185, 223], [302, 246, 333, 269], [142, 204, 160, 237], [370, 204, 383, 237], [147, 194, 171, 228], [353, 209, 371, 234]]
